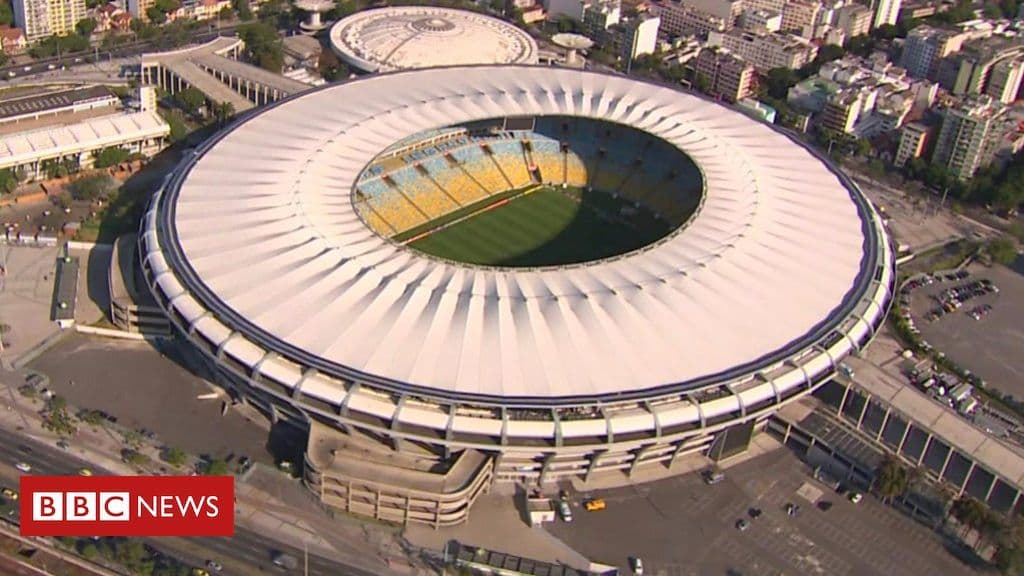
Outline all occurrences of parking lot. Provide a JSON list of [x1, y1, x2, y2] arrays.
[[0, 244, 60, 362], [22, 333, 276, 464], [909, 264, 1024, 399], [548, 448, 979, 576]]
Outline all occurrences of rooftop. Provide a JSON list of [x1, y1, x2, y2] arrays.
[[0, 86, 117, 122], [329, 6, 538, 73], [0, 111, 170, 169]]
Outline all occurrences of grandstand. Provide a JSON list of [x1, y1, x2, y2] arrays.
[[352, 117, 704, 240], [145, 66, 893, 520]]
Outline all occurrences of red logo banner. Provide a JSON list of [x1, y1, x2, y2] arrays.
[[19, 476, 234, 537]]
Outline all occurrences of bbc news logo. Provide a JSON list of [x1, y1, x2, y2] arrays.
[[19, 476, 234, 537]]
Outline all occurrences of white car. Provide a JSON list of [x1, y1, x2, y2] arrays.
[[15, 462, 31, 473], [557, 500, 573, 522], [849, 492, 863, 504], [631, 557, 644, 575]]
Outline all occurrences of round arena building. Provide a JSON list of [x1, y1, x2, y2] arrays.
[[140, 66, 894, 526], [328, 6, 538, 73]]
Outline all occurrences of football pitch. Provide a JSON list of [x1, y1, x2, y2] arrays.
[[408, 186, 671, 267]]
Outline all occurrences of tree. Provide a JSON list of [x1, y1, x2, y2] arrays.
[[0, 1, 12, 26], [75, 17, 97, 37], [161, 447, 187, 468], [78, 409, 105, 426], [873, 454, 909, 503], [41, 396, 77, 437], [872, 24, 899, 40], [146, 5, 167, 23], [93, 146, 131, 169], [763, 67, 800, 100], [0, 167, 24, 194], [68, 173, 116, 201], [213, 101, 235, 125], [153, 0, 179, 13], [174, 87, 206, 115], [232, 0, 253, 20], [218, 5, 233, 20], [80, 543, 100, 559], [988, 237, 1019, 266], [845, 35, 876, 57], [952, 496, 988, 541], [200, 458, 229, 476], [238, 22, 284, 73]]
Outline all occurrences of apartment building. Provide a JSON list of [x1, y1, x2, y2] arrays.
[[780, 0, 820, 39], [900, 25, 969, 79], [693, 47, 757, 102], [933, 36, 1024, 100], [706, 29, 817, 71], [894, 121, 932, 167], [12, 0, 85, 41], [821, 86, 877, 134], [872, 0, 901, 28], [836, 4, 871, 39], [650, 0, 727, 37], [741, 8, 781, 33], [932, 96, 1006, 180], [987, 57, 1024, 104]]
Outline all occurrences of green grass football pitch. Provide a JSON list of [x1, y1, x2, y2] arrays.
[[408, 186, 671, 267]]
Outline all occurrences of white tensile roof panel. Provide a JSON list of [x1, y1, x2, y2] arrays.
[[160, 66, 875, 401]]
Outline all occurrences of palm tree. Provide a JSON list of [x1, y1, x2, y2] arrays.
[[213, 102, 235, 126], [873, 454, 910, 504]]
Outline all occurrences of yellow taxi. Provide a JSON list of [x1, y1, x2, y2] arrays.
[[1, 488, 17, 500], [583, 498, 606, 512]]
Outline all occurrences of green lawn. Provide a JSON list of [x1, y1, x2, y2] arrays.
[[409, 186, 671, 267]]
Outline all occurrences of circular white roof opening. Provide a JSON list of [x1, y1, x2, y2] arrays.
[[329, 6, 539, 73]]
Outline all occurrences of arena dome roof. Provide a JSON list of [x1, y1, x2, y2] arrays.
[[328, 7, 538, 73], [144, 66, 890, 404]]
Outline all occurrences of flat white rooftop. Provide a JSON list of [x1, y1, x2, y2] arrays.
[[0, 110, 170, 169]]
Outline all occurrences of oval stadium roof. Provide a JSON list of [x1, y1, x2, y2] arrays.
[[148, 66, 885, 402], [328, 7, 538, 73]]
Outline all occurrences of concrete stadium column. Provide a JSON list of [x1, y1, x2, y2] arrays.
[[983, 473, 998, 504], [855, 394, 870, 430], [836, 381, 851, 418], [876, 406, 891, 442], [937, 447, 955, 482], [896, 420, 912, 454], [917, 434, 933, 466]]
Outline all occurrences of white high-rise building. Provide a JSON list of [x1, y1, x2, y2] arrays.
[[623, 15, 660, 60], [12, 0, 86, 41], [872, 0, 901, 28]]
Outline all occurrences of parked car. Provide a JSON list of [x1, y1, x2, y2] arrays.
[[558, 500, 573, 522], [15, 462, 31, 473], [849, 492, 863, 504], [583, 498, 606, 512], [631, 557, 644, 575], [2, 488, 18, 500], [702, 468, 725, 485], [735, 518, 750, 531]]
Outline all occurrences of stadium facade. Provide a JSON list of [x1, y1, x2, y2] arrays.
[[140, 66, 895, 526]]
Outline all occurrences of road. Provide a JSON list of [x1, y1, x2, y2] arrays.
[[0, 24, 242, 82], [0, 427, 381, 576]]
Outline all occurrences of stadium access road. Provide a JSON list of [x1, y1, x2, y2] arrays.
[[0, 426, 380, 576]]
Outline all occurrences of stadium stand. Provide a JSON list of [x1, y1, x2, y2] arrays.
[[452, 145, 510, 193], [530, 139, 563, 185], [353, 117, 704, 237], [422, 156, 487, 205], [487, 141, 532, 188], [357, 177, 428, 233], [388, 166, 459, 219]]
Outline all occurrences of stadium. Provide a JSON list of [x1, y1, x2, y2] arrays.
[[139, 66, 895, 526], [328, 6, 539, 73]]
